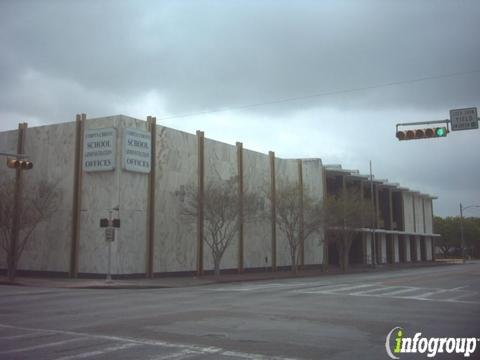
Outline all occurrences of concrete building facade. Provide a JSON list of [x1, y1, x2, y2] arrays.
[[0, 115, 437, 277], [324, 165, 438, 267]]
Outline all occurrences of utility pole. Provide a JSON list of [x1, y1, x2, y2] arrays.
[[460, 203, 465, 264], [370, 160, 376, 268], [459, 203, 480, 264], [8, 123, 28, 281]]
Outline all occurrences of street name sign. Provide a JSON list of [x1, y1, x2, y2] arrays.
[[449, 107, 478, 131], [123, 128, 151, 173], [83, 128, 116, 171]]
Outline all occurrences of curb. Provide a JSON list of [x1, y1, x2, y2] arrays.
[[0, 261, 462, 290]]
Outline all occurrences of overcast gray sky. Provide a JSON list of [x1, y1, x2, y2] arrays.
[[1, 0, 479, 217]]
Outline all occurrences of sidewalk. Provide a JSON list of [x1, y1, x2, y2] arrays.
[[0, 260, 461, 290]]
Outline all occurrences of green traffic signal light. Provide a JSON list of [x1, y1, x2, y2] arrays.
[[435, 127, 447, 137]]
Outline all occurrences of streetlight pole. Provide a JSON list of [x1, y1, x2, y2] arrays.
[[460, 203, 464, 263], [370, 160, 376, 268], [459, 203, 480, 263]]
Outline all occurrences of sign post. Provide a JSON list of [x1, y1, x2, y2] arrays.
[[106, 210, 113, 282], [101, 209, 120, 282]]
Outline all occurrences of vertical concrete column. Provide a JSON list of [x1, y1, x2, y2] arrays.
[[298, 159, 304, 269], [362, 232, 368, 265], [425, 237, 433, 261], [364, 232, 372, 264], [360, 181, 365, 225], [70, 114, 84, 278], [388, 189, 393, 229], [321, 166, 328, 269], [8, 122, 27, 281], [269, 151, 277, 271], [196, 131, 205, 276], [236, 142, 244, 273], [380, 234, 387, 264], [405, 236, 411, 262], [393, 234, 399, 263], [415, 236, 422, 261], [422, 198, 427, 234], [412, 194, 417, 233], [401, 192, 406, 232], [373, 185, 380, 264], [146, 116, 157, 278]]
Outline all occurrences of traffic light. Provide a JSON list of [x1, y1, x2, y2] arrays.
[[6, 158, 34, 169], [396, 127, 448, 141]]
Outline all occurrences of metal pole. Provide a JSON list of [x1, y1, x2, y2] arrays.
[[8, 123, 27, 282], [370, 160, 376, 268], [0, 152, 29, 158], [459, 203, 465, 264], [106, 210, 112, 282]]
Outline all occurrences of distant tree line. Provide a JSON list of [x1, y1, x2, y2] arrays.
[[434, 216, 480, 258]]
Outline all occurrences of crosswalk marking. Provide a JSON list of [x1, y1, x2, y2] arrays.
[[444, 291, 476, 301], [214, 282, 312, 292], [292, 284, 479, 304], [53, 343, 139, 360], [350, 286, 400, 295], [211, 281, 479, 305], [374, 287, 420, 296], [0, 323, 300, 360], [148, 349, 202, 360], [298, 283, 378, 294], [411, 288, 452, 299]]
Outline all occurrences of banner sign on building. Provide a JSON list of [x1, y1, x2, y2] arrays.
[[83, 128, 116, 172], [123, 128, 151, 173]]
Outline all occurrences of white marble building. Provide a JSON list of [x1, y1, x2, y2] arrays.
[[0, 114, 437, 277]]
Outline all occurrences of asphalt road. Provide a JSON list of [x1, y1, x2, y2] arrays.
[[0, 262, 479, 360]]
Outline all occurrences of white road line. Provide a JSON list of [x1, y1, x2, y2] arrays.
[[301, 283, 378, 294], [0, 337, 85, 354], [450, 286, 468, 291], [149, 349, 203, 359], [220, 350, 300, 360], [290, 285, 480, 305], [350, 286, 400, 295], [53, 343, 139, 360], [214, 283, 308, 292], [444, 291, 478, 301], [373, 287, 420, 297], [0, 332, 51, 340], [0, 324, 301, 360], [385, 294, 480, 304], [292, 283, 360, 293], [411, 288, 453, 299]]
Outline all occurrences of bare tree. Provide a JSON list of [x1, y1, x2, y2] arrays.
[[0, 179, 61, 281], [273, 182, 324, 274], [323, 188, 375, 272], [181, 176, 259, 277]]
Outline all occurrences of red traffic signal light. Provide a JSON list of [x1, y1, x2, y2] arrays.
[[6, 158, 33, 169], [396, 127, 448, 141]]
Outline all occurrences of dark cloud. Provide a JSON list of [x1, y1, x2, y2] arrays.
[[0, 0, 479, 216]]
